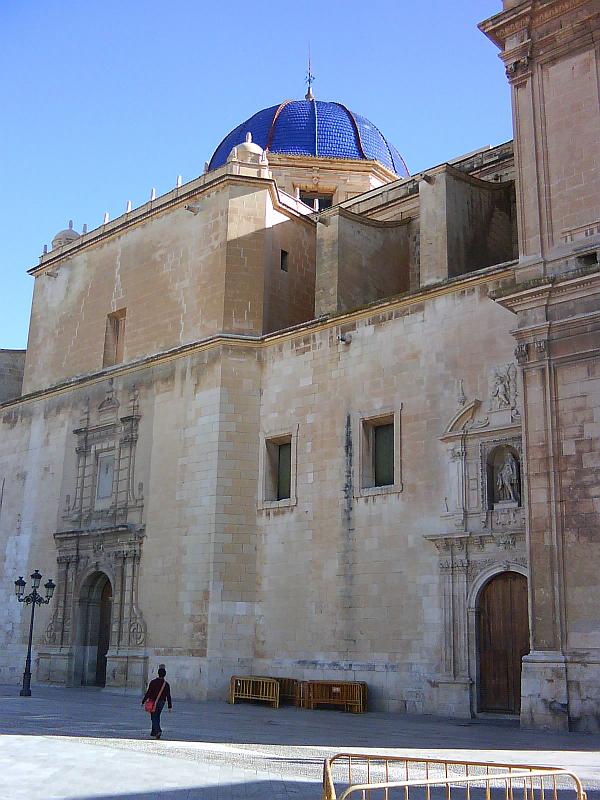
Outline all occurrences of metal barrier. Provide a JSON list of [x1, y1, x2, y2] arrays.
[[304, 680, 368, 713], [322, 754, 587, 800], [228, 675, 279, 708], [276, 677, 300, 705]]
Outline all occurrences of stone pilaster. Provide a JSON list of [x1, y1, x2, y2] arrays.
[[496, 272, 600, 731]]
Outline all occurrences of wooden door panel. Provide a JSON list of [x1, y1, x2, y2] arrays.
[[478, 572, 528, 714], [95, 581, 112, 687], [479, 651, 509, 711]]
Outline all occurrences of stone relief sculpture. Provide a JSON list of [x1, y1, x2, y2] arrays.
[[490, 363, 517, 411], [492, 372, 511, 409], [496, 451, 521, 505]]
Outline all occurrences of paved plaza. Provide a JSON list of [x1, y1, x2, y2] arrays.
[[2, 684, 599, 800]]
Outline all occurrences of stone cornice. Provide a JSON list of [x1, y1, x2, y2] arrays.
[[443, 162, 514, 191], [1, 263, 515, 412], [267, 152, 398, 183], [492, 265, 600, 312], [479, 3, 532, 49], [479, 0, 595, 50], [319, 206, 413, 229]]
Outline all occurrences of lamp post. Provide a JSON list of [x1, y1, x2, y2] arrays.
[[14, 570, 55, 697]]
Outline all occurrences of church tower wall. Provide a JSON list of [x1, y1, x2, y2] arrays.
[[481, 0, 600, 731]]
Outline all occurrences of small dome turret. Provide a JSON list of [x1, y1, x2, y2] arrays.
[[227, 132, 267, 166], [51, 220, 80, 250]]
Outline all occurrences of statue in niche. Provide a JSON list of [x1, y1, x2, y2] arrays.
[[495, 451, 521, 505]]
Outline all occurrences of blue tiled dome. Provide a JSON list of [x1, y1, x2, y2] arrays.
[[208, 99, 409, 176]]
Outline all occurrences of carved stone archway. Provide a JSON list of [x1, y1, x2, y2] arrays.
[[38, 525, 148, 691], [75, 570, 113, 687], [467, 563, 528, 715]]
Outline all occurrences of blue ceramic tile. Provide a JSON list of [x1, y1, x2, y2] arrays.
[[208, 100, 408, 176]]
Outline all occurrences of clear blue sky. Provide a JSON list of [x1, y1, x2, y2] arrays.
[[0, 0, 508, 349]]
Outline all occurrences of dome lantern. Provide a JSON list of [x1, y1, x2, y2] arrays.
[[227, 132, 267, 166], [51, 220, 80, 250]]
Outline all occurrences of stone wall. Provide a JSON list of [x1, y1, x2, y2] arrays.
[[22, 180, 315, 395], [420, 167, 516, 286], [255, 266, 521, 713], [249, 192, 316, 335], [0, 350, 25, 403], [315, 209, 411, 316], [1, 264, 527, 713]]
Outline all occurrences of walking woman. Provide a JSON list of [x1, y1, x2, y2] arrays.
[[142, 666, 172, 739]]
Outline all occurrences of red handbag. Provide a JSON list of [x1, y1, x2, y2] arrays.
[[144, 679, 166, 713]]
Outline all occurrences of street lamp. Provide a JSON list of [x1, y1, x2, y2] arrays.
[[14, 570, 55, 697]]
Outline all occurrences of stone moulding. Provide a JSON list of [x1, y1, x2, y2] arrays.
[[440, 399, 482, 441]]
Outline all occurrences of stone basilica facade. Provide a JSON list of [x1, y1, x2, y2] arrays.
[[1, 0, 599, 731]]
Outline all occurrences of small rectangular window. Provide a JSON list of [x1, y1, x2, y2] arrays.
[[96, 452, 115, 504], [103, 309, 126, 367], [280, 250, 289, 272], [361, 413, 397, 490], [299, 191, 334, 211], [373, 423, 394, 486], [276, 441, 291, 499], [264, 434, 294, 503]]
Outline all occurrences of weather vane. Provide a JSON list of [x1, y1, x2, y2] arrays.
[[305, 45, 315, 100]]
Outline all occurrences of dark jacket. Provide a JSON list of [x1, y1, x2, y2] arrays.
[[142, 677, 172, 709]]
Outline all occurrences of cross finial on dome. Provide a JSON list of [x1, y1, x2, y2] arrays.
[[305, 45, 315, 101]]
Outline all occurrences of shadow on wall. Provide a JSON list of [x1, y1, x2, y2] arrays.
[[224, 219, 317, 336]]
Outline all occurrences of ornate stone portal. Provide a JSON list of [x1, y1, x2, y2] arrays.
[[37, 382, 148, 691], [426, 367, 527, 716]]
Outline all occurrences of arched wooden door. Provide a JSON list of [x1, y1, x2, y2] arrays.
[[478, 571, 529, 714]]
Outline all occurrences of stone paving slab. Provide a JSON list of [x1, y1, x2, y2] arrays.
[[1, 685, 599, 800]]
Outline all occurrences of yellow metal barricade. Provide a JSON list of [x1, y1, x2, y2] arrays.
[[322, 754, 587, 800], [276, 677, 300, 705], [305, 680, 368, 712], [228, 675, 280, 708]]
